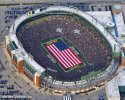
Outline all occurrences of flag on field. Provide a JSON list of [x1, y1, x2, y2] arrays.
[[46, 40, 82, 69]]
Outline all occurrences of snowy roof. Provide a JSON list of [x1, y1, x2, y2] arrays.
[[106, 69, 125, 98], [106, 78, 120, 98], [112, 5, 121, 10], [87, 11, 112, 26], [116, 69, 125, 86], [113, 13, 125, 40], [87, 11, 116, 36]]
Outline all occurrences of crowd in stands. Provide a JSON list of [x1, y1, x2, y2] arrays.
[[16, 13, 113, 82]]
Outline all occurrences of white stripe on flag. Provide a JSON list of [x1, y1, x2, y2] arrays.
[[67, 48, 81, 64], [50, 45, 70, 68], [52, 44, 73, 68], [47, 45, 68, 68], [46, 43, 82, 69], [62, 50, 76, 66], [64, 49, 79, 65]]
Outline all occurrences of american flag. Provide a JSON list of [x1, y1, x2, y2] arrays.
[[46, 40, 82, 69]]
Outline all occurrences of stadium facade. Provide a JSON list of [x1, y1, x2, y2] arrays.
[[5, 6, 121, 93]]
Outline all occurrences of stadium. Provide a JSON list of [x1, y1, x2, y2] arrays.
[[5, 6, 121, 93]]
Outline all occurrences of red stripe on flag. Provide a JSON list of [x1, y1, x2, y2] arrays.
[[64, 49, 79, 65], [66, 49, 80, 64], [52, 44, 73, 68], [62, 50, 76, 66], [46, 45, 68, 68], [46, 43, 82, 69], [67, 48, 82, 64], [49, 45, 69, 68], [51, 44, 70, 67]]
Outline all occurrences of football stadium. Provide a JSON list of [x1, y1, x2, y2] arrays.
[[5, 6, 121, 93]]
